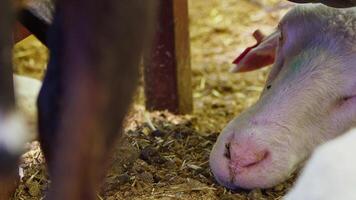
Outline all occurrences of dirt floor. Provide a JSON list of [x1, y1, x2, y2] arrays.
[[12, 0, 300, 199]]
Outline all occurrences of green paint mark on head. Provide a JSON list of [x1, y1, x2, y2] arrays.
[[291, 57, 303, 73]]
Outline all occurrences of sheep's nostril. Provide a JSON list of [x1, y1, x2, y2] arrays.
[[224, 143, 231, 159]]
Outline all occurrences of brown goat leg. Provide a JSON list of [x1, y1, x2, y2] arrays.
[[0, 0, 21, 199], [38, 1, 157, 199]]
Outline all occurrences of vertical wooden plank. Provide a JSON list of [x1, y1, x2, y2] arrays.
[[173, 0, 192, 114], [144, 0, 192, 114]]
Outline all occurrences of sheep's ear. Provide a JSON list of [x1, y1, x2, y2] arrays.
[[230, 30, 279, 73]]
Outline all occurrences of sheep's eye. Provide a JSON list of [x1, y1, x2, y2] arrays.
[[343, 97, 351, 101], [341, 96, 355, 102], [266, 85, 272, 90], [337, 95, 356, 107]]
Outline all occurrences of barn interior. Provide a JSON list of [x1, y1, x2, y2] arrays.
[[13, 0, 297, 199]]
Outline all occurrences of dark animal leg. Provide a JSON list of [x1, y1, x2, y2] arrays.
[[37, 8, 63, 168], [0, 1, 15, 111], [0, 0, 22, 199], [38, 1, 157, 199]]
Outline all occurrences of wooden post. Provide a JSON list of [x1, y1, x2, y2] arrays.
[[144, 0, 192, 114]]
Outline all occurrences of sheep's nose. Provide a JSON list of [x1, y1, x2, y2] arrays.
[[226, 142, 269, 172]]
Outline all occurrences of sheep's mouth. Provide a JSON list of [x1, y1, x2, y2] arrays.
[[229, 150, 271, 176], [242, 151, 270, 168]]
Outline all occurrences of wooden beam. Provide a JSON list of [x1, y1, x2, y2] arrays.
[[144, 0, 192, 114]]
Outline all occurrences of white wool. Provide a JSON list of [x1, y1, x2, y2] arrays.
[[0, 112, 29, 154], [14, 75, 41, 111], [14, 75, 42, 141], [0, 75, 41, 154], [284, 128, 356, 200], [283, 4, 356, 45], [26, 0, 54, 24]]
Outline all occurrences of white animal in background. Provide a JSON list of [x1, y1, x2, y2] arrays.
[[284, 128, 356, 200], [210, 4, 356, 189]]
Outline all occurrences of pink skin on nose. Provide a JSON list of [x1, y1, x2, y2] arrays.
[[210, 130, 273, 189], [228, 141, 269, 177]]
